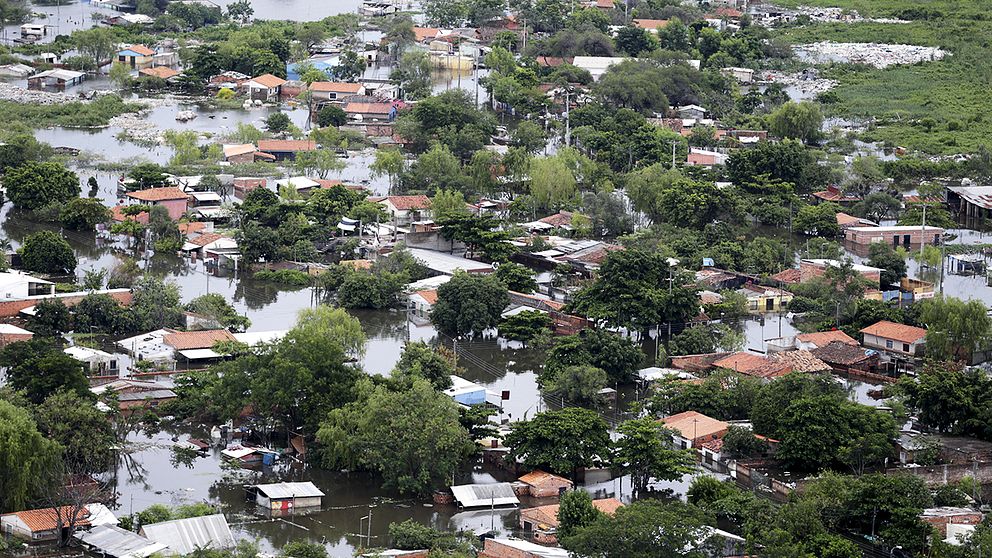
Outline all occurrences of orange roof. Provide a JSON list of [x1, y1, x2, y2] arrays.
[[123, 44, 154, 56], [773, 349, 832, 373], [178, 222, 208, 234], [796, 330, 858, 348], [771, 268, 802, 284], [249, 73, 287, 88], [8, 506, 91, 532], [860, 320, 927, 344], [163, 329, 236, 350], [110, 204, 149, 224], [126, 187, 188, 202], [316, 179, 343, 189], [413, 27, 440, 42], [344, 101, 394, 114], [139, 66, 179, 79], [660, 411, 728, 440], [257, 140, 316, 152], [384, 195, 432, 210], [310, 81, 363, 93], [518, 470, 572, 488], [414, 289, 438, 305], [188, 232, 225, 247], [713, 352, 792, 378], [633, 18, 669, 30]]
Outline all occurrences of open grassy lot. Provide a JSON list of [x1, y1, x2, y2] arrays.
[[773, 1, 992, 154]]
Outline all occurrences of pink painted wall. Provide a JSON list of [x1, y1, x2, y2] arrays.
[[155, 198, 188, 220]]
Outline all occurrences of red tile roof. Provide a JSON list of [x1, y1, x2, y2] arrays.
[[661, 411, 728, 440], [812, 186, 860, 203], [812, 340, 874, 366], [344, 102, 394, 114], [633, 18, 669, 29], [178, 222, 208, 234], [770, 268, 802, 284], [188, 232, 225, 247], [773, 349, 832, 373], [123, 44, 154, 56], [126, 187, 189, 202], [139, 66, 179, 79], [413, 27, 440, 42], [250, 73, 287, 88], [538, 211, 575, 227], [384, 195, 432, 210], [518, 470, 572, 488], [310, 81, 363, 93], [713, 352, 792, 378], [520, 498, 623, 528], [860, 320, 927, 344], [110, 204, 149, 224], [414, 289, 438, 305], [7, 506, 91, 533], [257, 140, 316, 152], [796, 330, 858, 348], [163, 329, 236, 350]]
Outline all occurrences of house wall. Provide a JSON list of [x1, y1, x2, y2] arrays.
[[0, 291, 132, 318], [923, 513, 984, 537], [154, 198, 189, 220], [226, 152, 257, 164], [527, 477, 572, 498], [845, 228, 943, 247], [862, 333, 923, 356]]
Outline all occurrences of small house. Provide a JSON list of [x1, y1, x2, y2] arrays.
[[519, 498, 622, 544], [27, 69, 85, 90], [660, 410, 729, 450], [1, 504, 117, 542], [377, 195, 432, 225], [64, 346, 119, 376], [737, 283, 793, 312], [253, 482, 325, 511], [275, 176, 321, 194], [245, 73, 287, 101], [479, 538, 569, 558], [408, 289, 437, 319], [676, 104, 708, 119], [310, 81, 365, 102], [138, 66, 180, 81], [515, 470, 572, 498], [450, 483, 519, 508], [686, 148, 728, 167], [948, 253, 985, 276], [921, 508, 984, 538], [795, 330, 858, 350], [0, 271, 54, 300], [845, 225, 944, 249], [570, 56, 627, 81], [139, 514, 234, 555], [721, 66, 754, 83], [837, 211, 878, 230], [125, 187, 189, 220], [799, 258, 882, 286], [0, 324, 33, 347], [20, 23, 46, 39], [223, 144, 275, 164], [163, 328, 237, 361], [860, 320, 927, 358], [713, 352, 792, 380], [117, 44, 156, 69], [343, 101, 397, 122], [91, 379, 177, 411], [256, 139, 316, 161], [632, 18, 669, 32], [811, 340, 879, 375], [443, 375, 491, 406], [812, 185, 861, 205]]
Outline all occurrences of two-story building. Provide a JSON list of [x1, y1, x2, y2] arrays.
[[117, 44, 155, 69], [860, 320, 927, 372], [375, 195, 432, 226]]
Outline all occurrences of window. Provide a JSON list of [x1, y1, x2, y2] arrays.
[[886, 340, 893, 349], [903, 343, 910, 352]]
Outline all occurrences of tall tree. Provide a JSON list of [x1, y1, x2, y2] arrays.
[[562, 500, 714, 558], [431, 271, 510, 336], [0, 400, 62, 511], [919, 296, 992, 361], [4, 162, 79, 210], [504, 407, 611, 478], [0, 339, 89, 404], [614, 418, 695, 491]]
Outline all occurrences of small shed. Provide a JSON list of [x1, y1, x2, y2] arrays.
[[443, 375, 489, 406], [516, 470, 572, 498], [27, 69, 85, 90], [450, 483, 519, 508], [948, 253, 985, 276], [75, 524, 167, 558], [140, 514, 234, 555], [253, 481, 324, 511]]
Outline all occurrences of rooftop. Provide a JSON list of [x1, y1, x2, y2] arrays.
[[310, 81, 363, 93], [121, 44, 154, 56], [773, 349, 832, 373], [254, 481, 325, 499], [517, 470, 572, 488], [383, 195, 432, 210], [861, 320, 927, 344], [163, 329, 236, 350], [660, 410, 728, 440], [796, 330, 858, 348], [249, 73, 287, 88], [713, 351, 792, 378], [257, 139, 316, 152], [811, 340, 874, 366], [126, 187, 189, 202]]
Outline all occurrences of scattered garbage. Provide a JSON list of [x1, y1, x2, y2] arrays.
[[762, 70, 838, 96], [175, 109, 197, 122], [796, 6, 911, 24], [794, 42, 948, 68]]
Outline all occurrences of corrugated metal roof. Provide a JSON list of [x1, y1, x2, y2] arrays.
[[254, 481, 325, 499], [76, 525, 168, 558], [141, 514, 234, 555], [450, 483, 519, 508]]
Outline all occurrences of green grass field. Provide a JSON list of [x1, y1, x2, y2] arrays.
[[774, 1, 992, 154]]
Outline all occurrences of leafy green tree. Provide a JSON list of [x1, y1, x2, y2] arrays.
[[557, 490, 602, 540], [72, 27, 115, 67], [546, 365, 607, 407], [371, 148, 405, 194], [504, 407, 611, 478], [265, 111, 292, 134], [721, 425, 768, 458], [570, 249, 699, 333], [318, 378, 474, 495], [423, 0, 467, 26], [338, 270, 406, 309], [894, 363, 992, 438], [20, 230, 77, 274], [5, 162, 80, 210], [431, 271, 509, 336], [614, 418, 695, 491], [31, 298, 73, 336], [226, 0, 252, 23], [726, 139, 828, 195], [392, 50, 432, 100], [615, 26, 654, 56], [852, 192, 901, 222], [436, 214, 516, 261], [60, 198, 111, 231], [36, 390, 115, 474], [499, 310, 552, 342], [392, 341, 456, 390], [317, 104, 347, 127], [128, 163, 170, 189], [130, 276, 184, 331], [594, 60, 670, 114], [332, 49, 366, 81], [867, 243, 907, 286], [0, 400, 62, 511], [186, 293, 251, 332], [431, 189, 470, 222], [794, 202, 841, 237], [494, 262, 537, 293], [511, 120, 546, 154], [0, 339, 89, 404], [0, 134, 53, 173], [388, 520, 442, 550], [626, 165, 738, 228], [281, 541, 327, 558], [686, 476, 738, 508], [768, 101, 823, 144], [529, 155, 579, 212], [562, 500, 713, 558], [919, 296, 992, 361]]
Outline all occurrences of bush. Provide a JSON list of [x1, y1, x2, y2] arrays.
[[20, 230, 76, 274], [60, 197, 111, 231]]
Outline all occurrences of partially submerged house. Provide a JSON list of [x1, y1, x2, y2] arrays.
[[64, 346, 119, 376], [245, 73, 287, 101], [443, 375, 494, 406], [845, 225, 944, 250], [75, 524, 167, 558], [257, 139, 316, 161], [479, 538, 569, 558], [310, 81, 365, 102], [712, 351, 792, 380], [223, 144, 276, 164], [252, 482, 325, 511], [126, 187, 190, 220], [1, 504, 117, 542], [450, 483, 519, 508], [91, 379, 177, 411], [660, 410, 729, 450], [27, 69, 85, 90], [0, 271, 54, 300], [515, 470, 572, 498], [117, 44, 156, 68], [139, 514, 235, 555], [519, 498, 622, 544]]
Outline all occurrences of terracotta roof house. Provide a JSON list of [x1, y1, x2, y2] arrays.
[[110, 204, 150, 224], [773, 350, 832, 373], [245, 73, 287, 101], [861, 320, 927, 357], [812, 185, 860, 205], [660, 410, 729, 449], [836, 211, 878, 230], [770, 268, 802, 284], [126, 187, 189, 220], [409, 289, 438, 319], [713, 352, 792, 379], [379, 195, 432, 225], [117, 44, 155, 68], [223, 143, 276, 164], [412, 27, 441, 42], [633, 18, 670, 31], [257, 139, 317, 161], [310, 81, 365, 101], [516, 470, 573, 498], [796, 330, 858, 349], [535, 56, 573, 67], [139, 66, 180, 80], [163, 329, 237, 351], [811, 340, 879, 373], [670, 352, 731, 373], [344, 101, 397, 122], [0, 504, 116, 542]]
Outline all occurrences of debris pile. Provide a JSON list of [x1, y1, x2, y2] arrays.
[[798, 6, 911, 24], [0, 82, 77, 105], [110, 111, 161, 144], [794, 42, 948, 68], [762, 70, 838, 96]]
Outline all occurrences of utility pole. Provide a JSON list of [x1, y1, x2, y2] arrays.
[[564, 89, 570, 146], [920, 203, 927, 262]]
